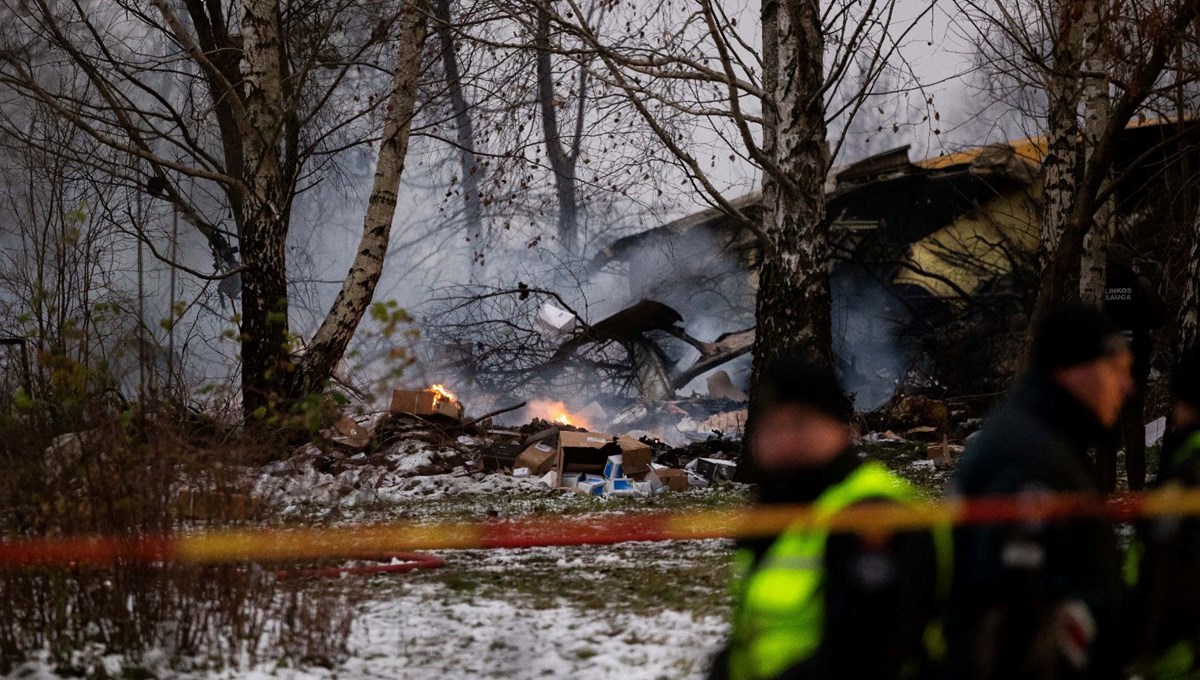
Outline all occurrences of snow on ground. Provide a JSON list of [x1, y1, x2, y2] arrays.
[[313, 575, 727, 679]]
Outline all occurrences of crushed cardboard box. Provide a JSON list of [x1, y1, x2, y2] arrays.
[[647, 468, 689, 492], [514, 441, 557, 476], [327, 415, 372, 449]]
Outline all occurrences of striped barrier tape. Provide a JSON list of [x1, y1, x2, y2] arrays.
[[1, 487, 1197, 568]]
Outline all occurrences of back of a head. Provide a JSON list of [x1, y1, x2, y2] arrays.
[[755, 356, 852, 423], [1031, 304, 1126, 373]]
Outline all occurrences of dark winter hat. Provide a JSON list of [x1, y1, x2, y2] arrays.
[[755, 355, 853, 423], [1172, 344, 1200, 407], [1031, 304, 1128, 371]]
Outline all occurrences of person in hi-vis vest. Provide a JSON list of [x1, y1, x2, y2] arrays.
[[1124, 344, 1200, 678], [707, 357, 951, 680]]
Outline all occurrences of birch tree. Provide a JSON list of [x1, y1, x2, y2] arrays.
[[530, 0, 932, 359], [958, 0, 1200, 320], [0, 0, 431, 416]]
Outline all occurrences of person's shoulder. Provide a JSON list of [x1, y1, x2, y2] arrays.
[[953, 402, 1056, 494]]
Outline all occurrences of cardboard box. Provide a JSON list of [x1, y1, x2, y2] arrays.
[[653, 468, 690, 492], [514, 442, 557, 476], [329, 415, 372, 449], [555, 430, 652, 486], [390, 389, 463, 420], [645, 470, 664, 491]]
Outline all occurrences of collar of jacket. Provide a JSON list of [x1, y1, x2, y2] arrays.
[[1012, 369, 1106, 456]]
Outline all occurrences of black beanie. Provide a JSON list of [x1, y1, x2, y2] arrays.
[[1173, 344, 1200, 407], [755, 356, 853, 422], [1031, 304, 1127, 371]]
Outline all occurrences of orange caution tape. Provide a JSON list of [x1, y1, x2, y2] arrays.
[[0, 487, 1194, 568]]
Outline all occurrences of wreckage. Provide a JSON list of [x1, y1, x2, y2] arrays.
[[424, 118, 1197, 418]]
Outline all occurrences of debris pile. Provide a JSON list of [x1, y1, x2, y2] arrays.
[[289, 384, 743, 505]]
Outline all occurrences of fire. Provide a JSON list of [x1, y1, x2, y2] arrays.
[[430, 384, 456, 403], [529, 399, 588, 429]]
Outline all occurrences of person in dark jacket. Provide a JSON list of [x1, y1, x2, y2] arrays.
[[1124, 344, 1200, 678], [709, 357, 950, 680], [945, 304, 1132, 680], [1097, 247, 1167, 491]]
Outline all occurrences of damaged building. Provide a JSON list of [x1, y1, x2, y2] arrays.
[[587, 118, 1200, 409]]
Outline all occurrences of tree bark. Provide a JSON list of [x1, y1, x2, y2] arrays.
[[1032, 0, 1199, 323], [752, 0, 831, 367], [1036, 0, 1084, 285], [1078, 0, 1112, 305], [238, 0, 293, 414], [740, 0, 831, 482], [535, 6, 580, 257], [1180, 204, 1200, 353], [434, 0, 483, 243], [295, 0, 429, 396]]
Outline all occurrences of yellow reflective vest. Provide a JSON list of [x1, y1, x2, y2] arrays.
[[1124, 431, 1200, 680], [726, 460, 952, 680]]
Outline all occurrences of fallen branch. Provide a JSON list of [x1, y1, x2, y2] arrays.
[[456, 401, 528, 429]]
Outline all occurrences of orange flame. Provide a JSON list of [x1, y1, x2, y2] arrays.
[[528, 399, 588, 429], [430, 384, 456, 403]]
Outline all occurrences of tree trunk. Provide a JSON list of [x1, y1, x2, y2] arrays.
[[1031, 0, 1199, 324], [535, 6, 580, 257], [740, 0, 831, 482], [295, 1, 429, 395], [1036, 1, 1084, 285], [238, 0, 292, 414], [434, 0, 483, 244], [1078, 0, 1112, 305], [1180, 203, 1200, 353]]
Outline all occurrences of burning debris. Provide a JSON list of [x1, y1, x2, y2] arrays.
[[300, 383, 741, 506], [390, 384, 465, 421]]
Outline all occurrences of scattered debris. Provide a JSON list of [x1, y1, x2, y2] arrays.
[[1146, 417, 1167, 447], [536, 302, 578, 335], [706, 370, 748, 402], [325, 415, 373, 450]]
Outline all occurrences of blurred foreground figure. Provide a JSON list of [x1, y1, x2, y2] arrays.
[[1124, 345, 1200, 678], [709, 357, 950, 680], [945, 305, 1132, 679]]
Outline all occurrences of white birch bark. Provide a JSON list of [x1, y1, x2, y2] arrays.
[[1079, 0, 1113, 305], [298, 0, 429, 392]]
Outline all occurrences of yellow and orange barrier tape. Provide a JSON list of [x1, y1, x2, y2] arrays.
[[2, 488, 1198, 567]]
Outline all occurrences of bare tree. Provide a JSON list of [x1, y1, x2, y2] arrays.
[[958, 0, 1200, 321], [433, 0, 484, 243], [0, 0, 432, 416], [0, 101, 136, 420]]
